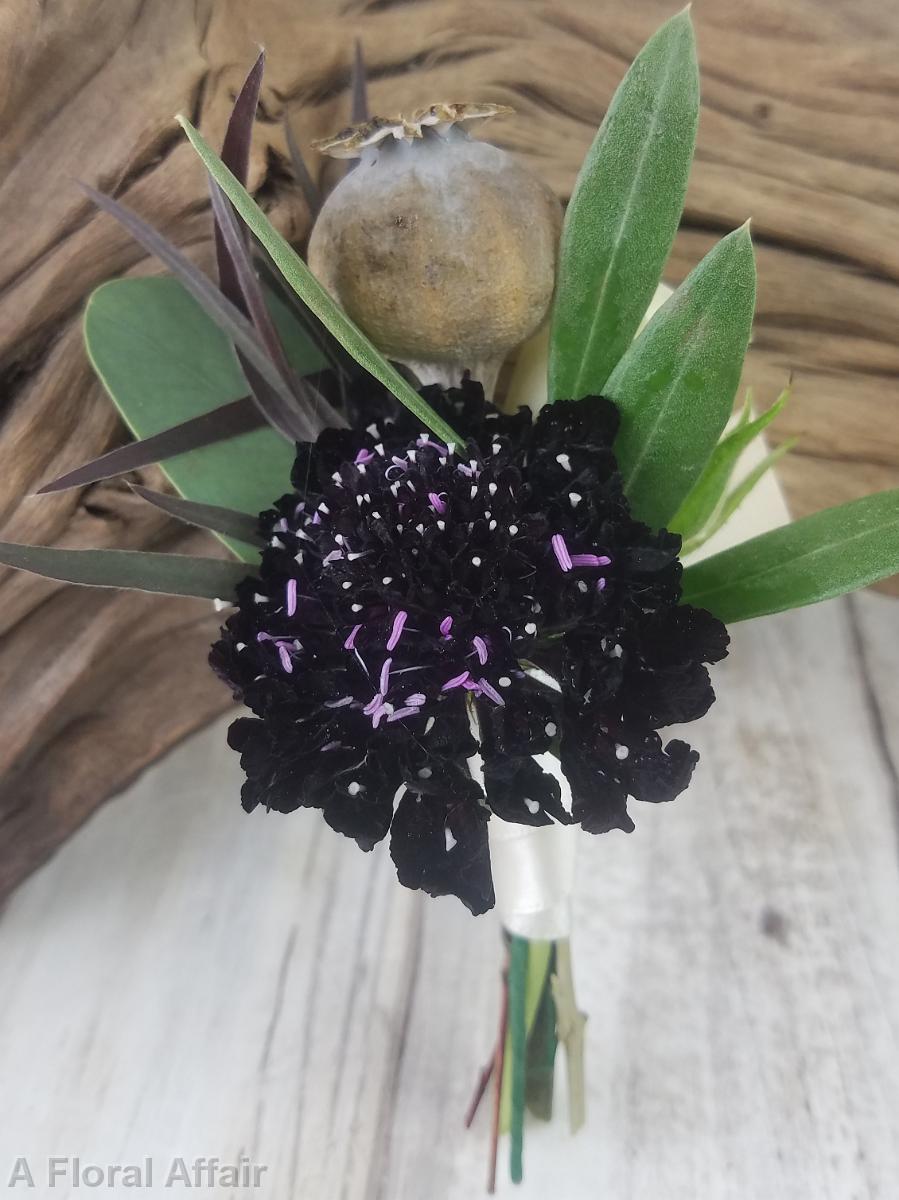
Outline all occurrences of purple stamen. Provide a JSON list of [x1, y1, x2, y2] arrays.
[[325, 696, 354, 709], [387, 706, 420, 722], [344, 624, 363, 650], [312, 511, 321, 525], [551, 533, 573, 572], [442, 670, 470, 691], [478, 678, 506, 707], [439, 615, 454, 638], [286, 578, 297, 617], [428, 492, 447, 514], [363, 693, 384, 716], [278, 644, 294, 673], [597, 577, 607, 593], [354, 448, 375, 465], [472, 636, 488, 665], [379, 657, 393, 695], [371, 703, 391, 729], [570, 553, 612, 568], [387, 611, 408, 651], [405, 693, 427, 706]]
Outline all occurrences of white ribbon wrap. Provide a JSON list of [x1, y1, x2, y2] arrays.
[[486, 752, 577, 940]]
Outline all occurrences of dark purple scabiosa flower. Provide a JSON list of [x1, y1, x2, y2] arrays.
[[211, 380, 729, 915]]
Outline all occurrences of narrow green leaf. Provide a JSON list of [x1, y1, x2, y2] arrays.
[[606, 223, 757, 529], [670, 385, 790, 540], [128, 485, 264, 553], [680, 490, 899, 622], [175, 114, 462, 449], [0, 542, 249, 600], [682, 437, 797, 556], [549, 9, 699, 400], [525, 944, 558, 1122], [84, 276, 323, 558], [507, 935, 529, 1185]]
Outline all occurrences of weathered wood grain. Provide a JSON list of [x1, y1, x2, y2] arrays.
[[0, 593, 896, 1198], [0, 0, 897, 896]]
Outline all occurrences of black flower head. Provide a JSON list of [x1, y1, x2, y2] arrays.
[[211, 379, 728, 915]]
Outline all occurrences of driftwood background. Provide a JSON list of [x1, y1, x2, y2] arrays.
[[0, 0, 897, 899]]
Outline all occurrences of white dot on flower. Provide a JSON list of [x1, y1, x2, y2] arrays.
[[489, 520, 497, 531], [509, 525, 519, 535], [253, 593, 267, 604], [472, 556, 482, 566], [437, 520, 446, 531], [525, 622, 537, 635], [342, 581, 352, 590], [611, 644, 623, 658], [524, 798, 540, 814], [348, 781, 363, 795], [489, 482, 498, 496], [270, 536, 284, 549], [499, 676, 512, 688], [577, 580, 588, 593], [236, 642, 247, 652], [445, 827, 457, 852], [556, 452, 572, 471], [372, 511, 382, 520], [470, 485, 478, 499], [425, 717, 436, 734], [569, 492, 582, 508], [351, 603, 363, 613], [615, 744, 629, 761], [418, 767, 433, 779], [545, 722, 557, 738], [382, 576, 393, 585]]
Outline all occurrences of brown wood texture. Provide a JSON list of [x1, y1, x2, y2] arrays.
[[0, 0, 897, 898]]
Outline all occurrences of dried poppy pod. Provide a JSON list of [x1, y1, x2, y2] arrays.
[[307, 104, 562, 397]]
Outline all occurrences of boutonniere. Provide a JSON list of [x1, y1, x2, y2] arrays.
[[3, 10, 896, 1189]]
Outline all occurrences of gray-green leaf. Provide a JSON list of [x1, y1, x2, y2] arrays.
[[670, 385, 790, 540], [0, 542, 249, 600], [84, 276, 322, 563], [606, 223, 757, 530], [680, 490, 899, 622], [548, 9, 699, 401]]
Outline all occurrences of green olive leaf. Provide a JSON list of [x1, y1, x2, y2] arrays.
[[680, 490, 899, 622], [606, 223, 757, 530], [549, 9, 699, 400], [176, 114, 462, 449]]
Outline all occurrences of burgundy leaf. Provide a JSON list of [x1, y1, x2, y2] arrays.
[[36, 398, 263, 495], [81, 184, 315, 441], [128, 484, 265, 547]]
